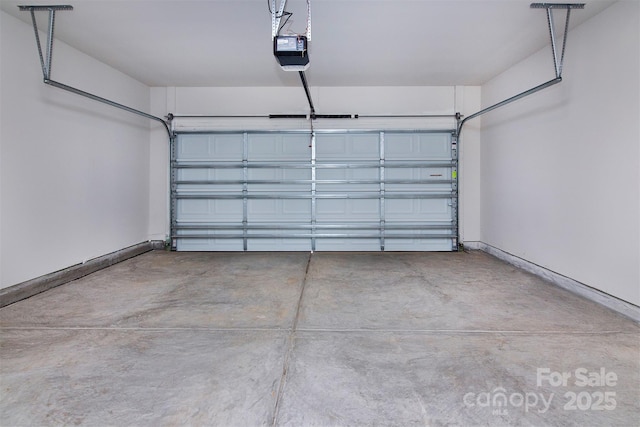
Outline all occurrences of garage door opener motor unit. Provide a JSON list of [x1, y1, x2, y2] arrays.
[[274, 35, 309, 71], [272, 0, 311, 71]]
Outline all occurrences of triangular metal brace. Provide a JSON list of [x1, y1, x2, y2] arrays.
[[457, 4, 585, 136], [531, 3, 585, 78], [18, 5, 73, 80], [18, 4, 172, 138]]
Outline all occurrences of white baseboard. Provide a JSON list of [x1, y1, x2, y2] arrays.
[[463, 241, 640, 323]]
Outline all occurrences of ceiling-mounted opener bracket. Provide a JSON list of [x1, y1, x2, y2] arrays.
[[271, 0, 287, 40], [271, 0, 310, 40], [530, 3, 585, 78], [272, 0, 287, 40], [18, 5, 73, 81]]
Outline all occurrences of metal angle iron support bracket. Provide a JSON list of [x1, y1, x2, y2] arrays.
[[242, 133, 249, 251], [531, 3, 585, 78], [306, 0, 312, 40], [451, 133, 459, 251], [271, 0, 288, 39], [170, 136, 178, 250], [271, 0, 311, 40], [310, 131, 317, 252], [457, 3, 584, 136], [19, 4, 173, 139], [18, 5, 73, 81], [379, 131, 386, 252]]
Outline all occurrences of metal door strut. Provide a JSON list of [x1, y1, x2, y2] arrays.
[[18, 5, 173, 138]]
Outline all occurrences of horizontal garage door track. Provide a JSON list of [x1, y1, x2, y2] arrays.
[[1, 251, 638, 426]]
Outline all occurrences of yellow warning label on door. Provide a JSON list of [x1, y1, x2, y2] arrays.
[[452, 170, 457, 179]]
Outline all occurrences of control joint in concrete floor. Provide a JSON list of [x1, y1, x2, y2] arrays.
[[1, 251, 638, 426]]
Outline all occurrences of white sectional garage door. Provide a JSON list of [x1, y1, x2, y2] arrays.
[[171, 130, 458, 251]]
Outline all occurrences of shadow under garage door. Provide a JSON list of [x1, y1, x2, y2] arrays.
[[171, 130, 458, 251]]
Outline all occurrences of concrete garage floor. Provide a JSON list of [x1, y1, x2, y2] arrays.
[[1, 251, 638, 426]]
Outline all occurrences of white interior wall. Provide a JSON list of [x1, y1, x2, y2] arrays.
[[148, 85, 482, 244], [480, 1, 639, 306], [4, 1, 632, 309], [457, 86, 482, 244], [0, 11, 151, 289], [0, 11, 4, 291]]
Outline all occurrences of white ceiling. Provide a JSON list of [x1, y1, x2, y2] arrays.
[[1, 0, 615, 87]]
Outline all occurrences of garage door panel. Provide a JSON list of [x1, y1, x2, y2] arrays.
[[385, 133, 451, 159], [316, 168, 378, 192], [385, 167, 452, 192], [248, 168, 311, 180], [316, 185, 379, 193], [177, 199, 243, 221], [316, 168, 379, 179], [316, 199, 380, 220], [172, 130, 457, 252], [316, 134, 379, 160], [248, 238, 311, 252], [248, 134, 310, 160], [317, 168, 378, 194], [248, 199, 310, 221], [315, 184, 379, 192], [177, 235, 244, 251], [178, 199, 243, 222], [178, 170, 242, 194], [179, 134, 244, 160], [385, 199, 451, 221], [386, 183, 452, 192], [248, 168, 311, 192], [385, 167, 451, 180], [315, 238, 380, 252], [385, 238, 452, 251], [178, 199, 210, 216]]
